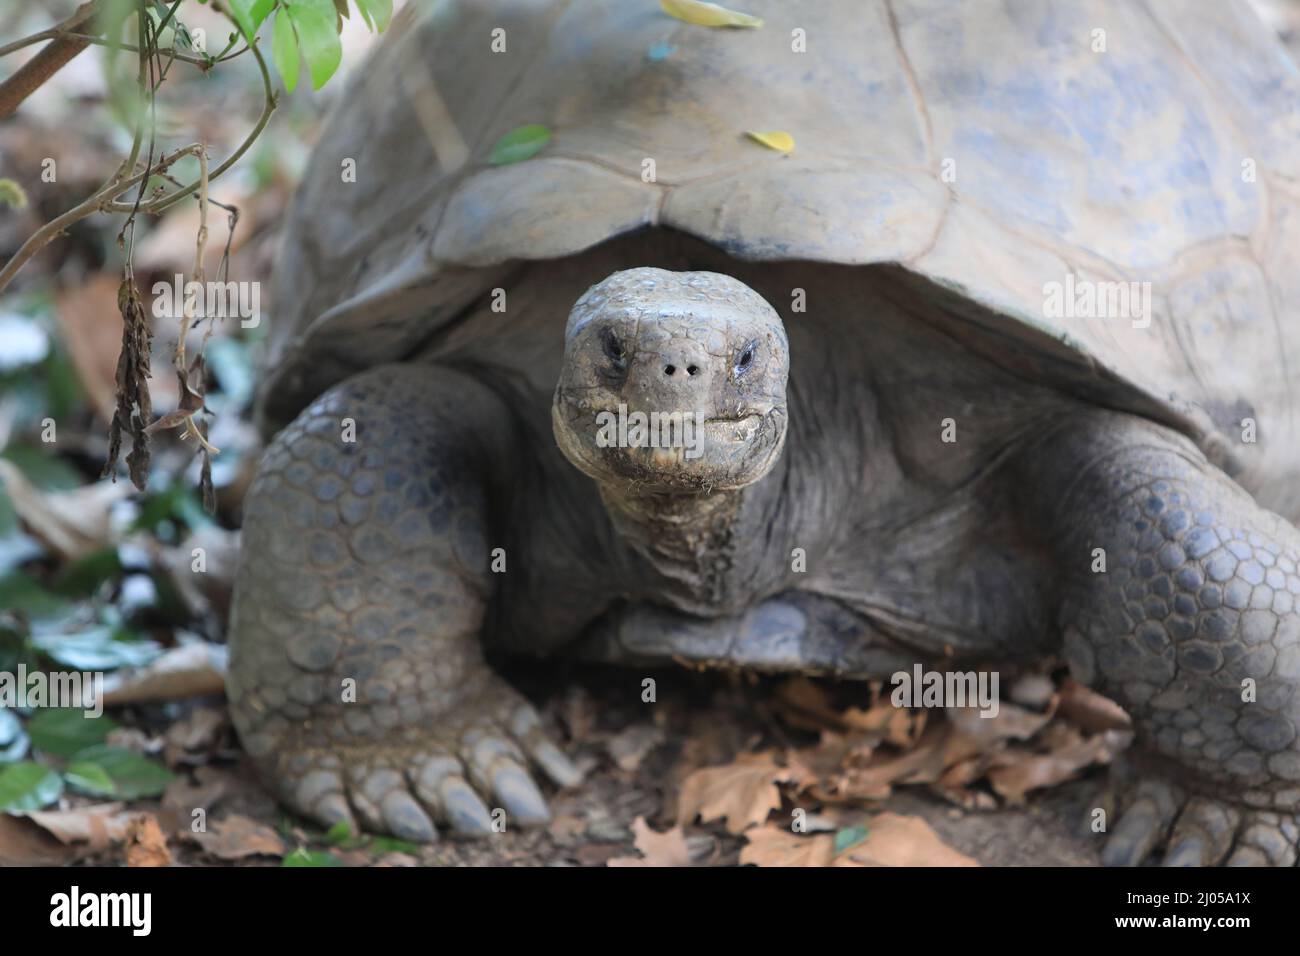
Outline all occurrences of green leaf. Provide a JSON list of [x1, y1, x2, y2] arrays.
[[0, 488, 43, 575], [0, 179, 28, 210], [65, 761, 117, 797], [0, 445, 83, 491], [0, 709, 30, 764], [323, 819, 353, 845], [272, 11, 301, 93], [229, 0, 277, 38], [0, 572, 68, 620], [131, 484, 214, 538], [31, 626, 161, 672], [0, 761, 63, 811], [52, 549, 123, 599], [660, 0, 763, 28], [282, 847, 344, 867], [27, 709, 118, 759], [834, 824, 869, 855], [367, 835, 421, 855], [67, 745, 174, 799], [355, 0, 393, 31], [488, 125, 552, 166], [287, 0, 344, 91]]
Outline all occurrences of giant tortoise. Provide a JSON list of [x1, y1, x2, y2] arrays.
[[229, 0, 1300, 865]]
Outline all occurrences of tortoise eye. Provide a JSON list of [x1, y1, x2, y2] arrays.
[[602, 328, 626, 368], [735, 342, 756, 375]]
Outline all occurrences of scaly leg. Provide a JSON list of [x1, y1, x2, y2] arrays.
[[1020, 411, 1300, 865], [229, 365, 580, 841]]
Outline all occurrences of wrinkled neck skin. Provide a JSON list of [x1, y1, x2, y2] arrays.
[[596, 453, 791, 616]]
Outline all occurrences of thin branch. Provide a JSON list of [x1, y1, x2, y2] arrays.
[[0, 143, 201, 291], [0, 11, 277, 293], [106, 34, 276, 215], [0, 1, 105, 120]]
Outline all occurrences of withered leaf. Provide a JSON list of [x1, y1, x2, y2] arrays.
[[103, 277, 153, 491]]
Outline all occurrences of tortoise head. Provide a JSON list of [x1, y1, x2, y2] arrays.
[[552, 268, 789, 494]]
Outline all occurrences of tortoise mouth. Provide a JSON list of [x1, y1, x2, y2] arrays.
[[552, 398, 788, 494]]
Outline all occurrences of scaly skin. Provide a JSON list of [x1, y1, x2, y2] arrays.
[[228, 366, 581, 841], [1020, 412, 1300, 865]]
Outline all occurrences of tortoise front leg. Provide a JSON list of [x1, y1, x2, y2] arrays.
[[1019, 411, 1300, 866], [228, 365, 580, 841]]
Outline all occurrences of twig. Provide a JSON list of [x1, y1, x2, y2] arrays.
[[0, 23, 276, 293], [0, 1, 105, 120]]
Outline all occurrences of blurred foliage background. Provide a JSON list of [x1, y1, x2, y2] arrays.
[[0, 1, 403, 848]]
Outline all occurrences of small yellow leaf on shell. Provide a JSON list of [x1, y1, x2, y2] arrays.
[[660, 0, 764, 29], [745, 130, 795, 154]]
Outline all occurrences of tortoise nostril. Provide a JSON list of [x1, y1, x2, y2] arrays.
[[664, 365, 676, 376], [686, 365, 699, 376]]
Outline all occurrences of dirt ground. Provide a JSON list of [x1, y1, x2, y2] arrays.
[[36, 662, 1112, 868]]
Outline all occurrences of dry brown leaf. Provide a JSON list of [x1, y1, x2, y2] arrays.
[[0, 460, 128, 561], [740, 826, 834, 867], [125, 814, 172, 867], [986, 729, 1126, 802], [104, 277, 154, 491], [606, 723, 665, 772], [19, 803, 138, 848], [157, 525, 240, 618], [163, 706, 228, 767], [54, 272, 123, 422], [833, 813, 979, 867], [607, 816, 694, 867], [772, 677, 845, 731], [191, 814, 285, 860], [677, 752, 792, 834], [0, 815, 77, 865], [162, 772, 229, 824], [102, 642, 228, 706], [830, 723, 984, 801], [946, 700, 1054, 745]]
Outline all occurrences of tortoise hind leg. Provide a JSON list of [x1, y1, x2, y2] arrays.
[[1019, 411, 1300, 866], [228, 364, 580, 841]]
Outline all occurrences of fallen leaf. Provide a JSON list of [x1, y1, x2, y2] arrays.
[[607, 816, 694, 867], [101, 642, 228, 706], [488, 124, 551, 165], [745, 130, 794, 153], [163, 706, 228, 766], [772, 677, 843, 731], [158, 525, 241, 618], [54, 273, 123, 422], [0, 814, 77, 865], [191, 814, 286, 860], [661, 0, 763, 28], [986, 729, 1126, 803], [162, 765, 232, 821], [740, 826, 834, 867], [606, 723, 665, 772], [833, 813, 979, 867], [822, 722, 984, 802], [0, 460, 127, 561], [19, 803, 138, 849], [945, 700, 1054, 745], [677, 752, 792, 834], [124, 814, 172, 867]]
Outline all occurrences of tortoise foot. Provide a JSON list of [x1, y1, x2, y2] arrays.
[[273, 680, 582, 842], [1101, 760, 1299, 866]]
